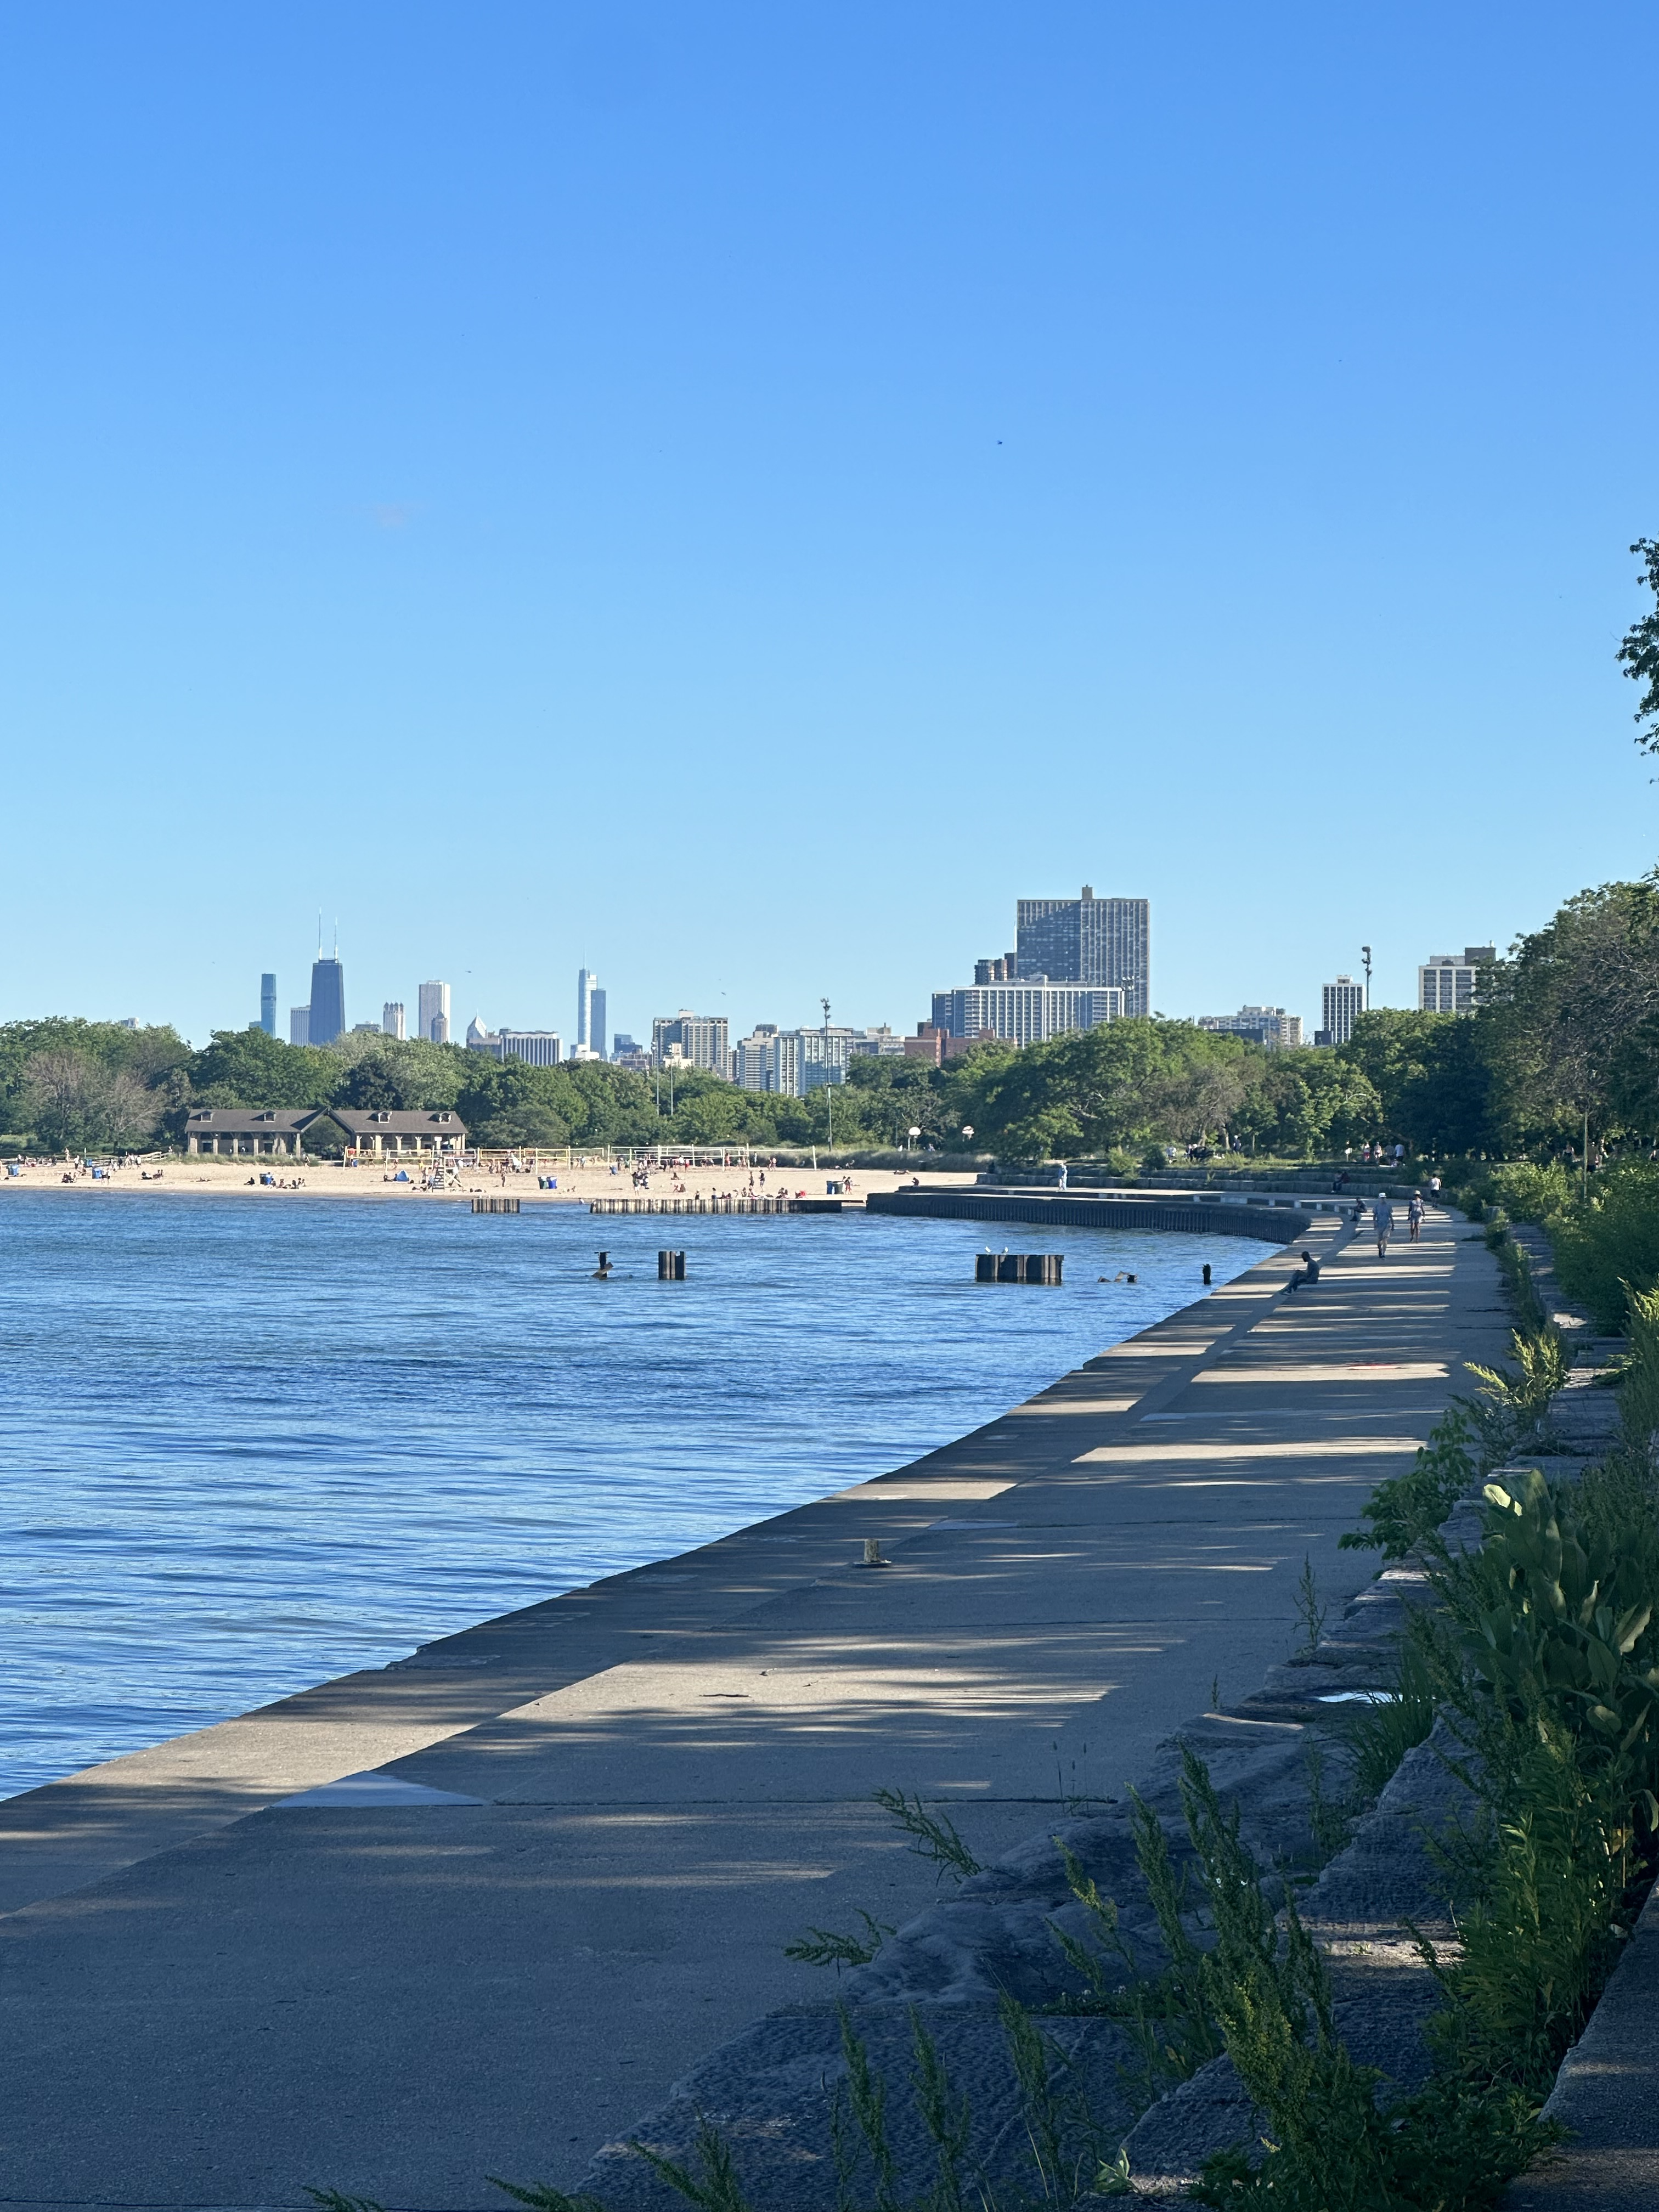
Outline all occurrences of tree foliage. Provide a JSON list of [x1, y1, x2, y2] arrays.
[[1616, 538, 1659, 757]]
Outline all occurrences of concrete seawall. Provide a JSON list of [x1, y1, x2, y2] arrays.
[[0, 1204, 1506, 2210], [868, 1185, 1317, 1243]]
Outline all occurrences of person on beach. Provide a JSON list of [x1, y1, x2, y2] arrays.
[[1408, 1192, 1425, 1242], [1372, 1192, 1395, 1258]]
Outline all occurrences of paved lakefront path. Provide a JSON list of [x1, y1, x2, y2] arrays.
[[0, 1207, 1509, 2210]]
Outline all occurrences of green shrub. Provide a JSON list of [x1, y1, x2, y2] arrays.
[[1549, 1160, 1659, 1331], [1620, 1283, 1659, 1453], [1485, 1163, 1575, 1224], [1340, 1408, 1476, 1560]]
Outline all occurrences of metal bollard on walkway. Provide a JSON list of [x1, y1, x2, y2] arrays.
[[657, 1249, 686, 1280]]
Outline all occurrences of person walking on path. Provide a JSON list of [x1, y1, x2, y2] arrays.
[[1407, 1192, 1425, 1243], [1372, 1191, 1395, 1258]]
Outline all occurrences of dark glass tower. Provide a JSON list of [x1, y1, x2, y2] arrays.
[[1015, 887, 1150, 1016], [308, 955, 346, 1045]]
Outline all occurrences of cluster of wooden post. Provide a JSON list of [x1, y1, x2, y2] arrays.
[[657, 1249, 687, 1279], [471, 1196, 521, 1214]]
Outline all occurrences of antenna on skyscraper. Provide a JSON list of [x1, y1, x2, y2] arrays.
[[334, 917, 339, 958], [317, 909, 323, 958]]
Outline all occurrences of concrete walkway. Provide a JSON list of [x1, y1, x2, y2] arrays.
[[0, 1208, 1508, 2210]]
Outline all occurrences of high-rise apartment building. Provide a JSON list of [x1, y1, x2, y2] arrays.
[[1419, 947, 1495, 1013], [1319, 975, 1364, 1047], [418, 980, 451, 1045], [308, 952, 346, 1046], [930, 984, 1122, 1047], [974, 953, 1018, 985], [382, 1002, 406, 1040], [732, 1025, 778, 1090], [259, 974, 277, 1037], [1014, 887, 1150, 1015], [651, 1011, 729, 1074], [290, 1006, 310, 1046], [731, 1024, 900, 1095], [1197, 1006, 1304, 1049]]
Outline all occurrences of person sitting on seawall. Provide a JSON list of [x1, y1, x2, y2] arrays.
[[1284, 1249, 1321, 1293], [1372, 1192, 1395, 1259]]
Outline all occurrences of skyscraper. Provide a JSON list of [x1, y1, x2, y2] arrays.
[[651, 1011, 729, 1073], [383, 1001, 406, 1039], [259, 974, 277, 1036], [290, 1006, 310, 1046], [577, 968, 607, 1057], [418, 980, 451, 1045], [1320, 975, 1364, 1047], [1014, 887, 1150, 1016], [308, 949, 346, 1045]]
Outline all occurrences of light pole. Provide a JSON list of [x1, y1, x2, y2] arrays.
[[821, 997, 833, 1154], [1361, 945, 1373, 1012]]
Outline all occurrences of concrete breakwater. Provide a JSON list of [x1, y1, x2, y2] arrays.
[[869, 1184, 1323, 1243], [589, 1194, 844, 1214], [0, 1204, 1508, 2210]]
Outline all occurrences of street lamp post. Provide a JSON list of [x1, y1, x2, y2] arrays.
[[1361, 945, 1373, 1012]]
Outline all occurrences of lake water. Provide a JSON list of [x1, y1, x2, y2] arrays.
[[0, 1195, 1273, 1798]]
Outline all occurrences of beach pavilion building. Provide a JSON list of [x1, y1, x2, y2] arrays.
[[328, 1109, 467, 1156], [183, 1107, 467, 1157], [183, 1109, 319, 1156]]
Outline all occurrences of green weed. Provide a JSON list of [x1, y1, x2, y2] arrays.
[[873, 1788, 983, 1883], [785, 1911, 896, 1968], [1341, 1637, 1438, 1803], [1292, 1556, 1326, 1660]]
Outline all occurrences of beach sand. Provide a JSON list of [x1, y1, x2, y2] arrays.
[[0, 1156, 978, 1204]]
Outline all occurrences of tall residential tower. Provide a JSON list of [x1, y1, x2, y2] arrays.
[[1014, 887, 1150, 1016], [1319, 976, 1364, 1047]]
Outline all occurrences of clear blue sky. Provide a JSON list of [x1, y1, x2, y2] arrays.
[[3, 3, 1656, 1049]]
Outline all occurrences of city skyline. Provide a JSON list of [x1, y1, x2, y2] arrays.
[[226, 910, 1488, 1068]]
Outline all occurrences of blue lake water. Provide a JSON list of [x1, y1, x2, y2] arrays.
[[0, 1195, 1273, 1798]]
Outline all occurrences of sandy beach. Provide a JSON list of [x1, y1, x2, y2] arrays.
[[0, 1156, 979, 1204]]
